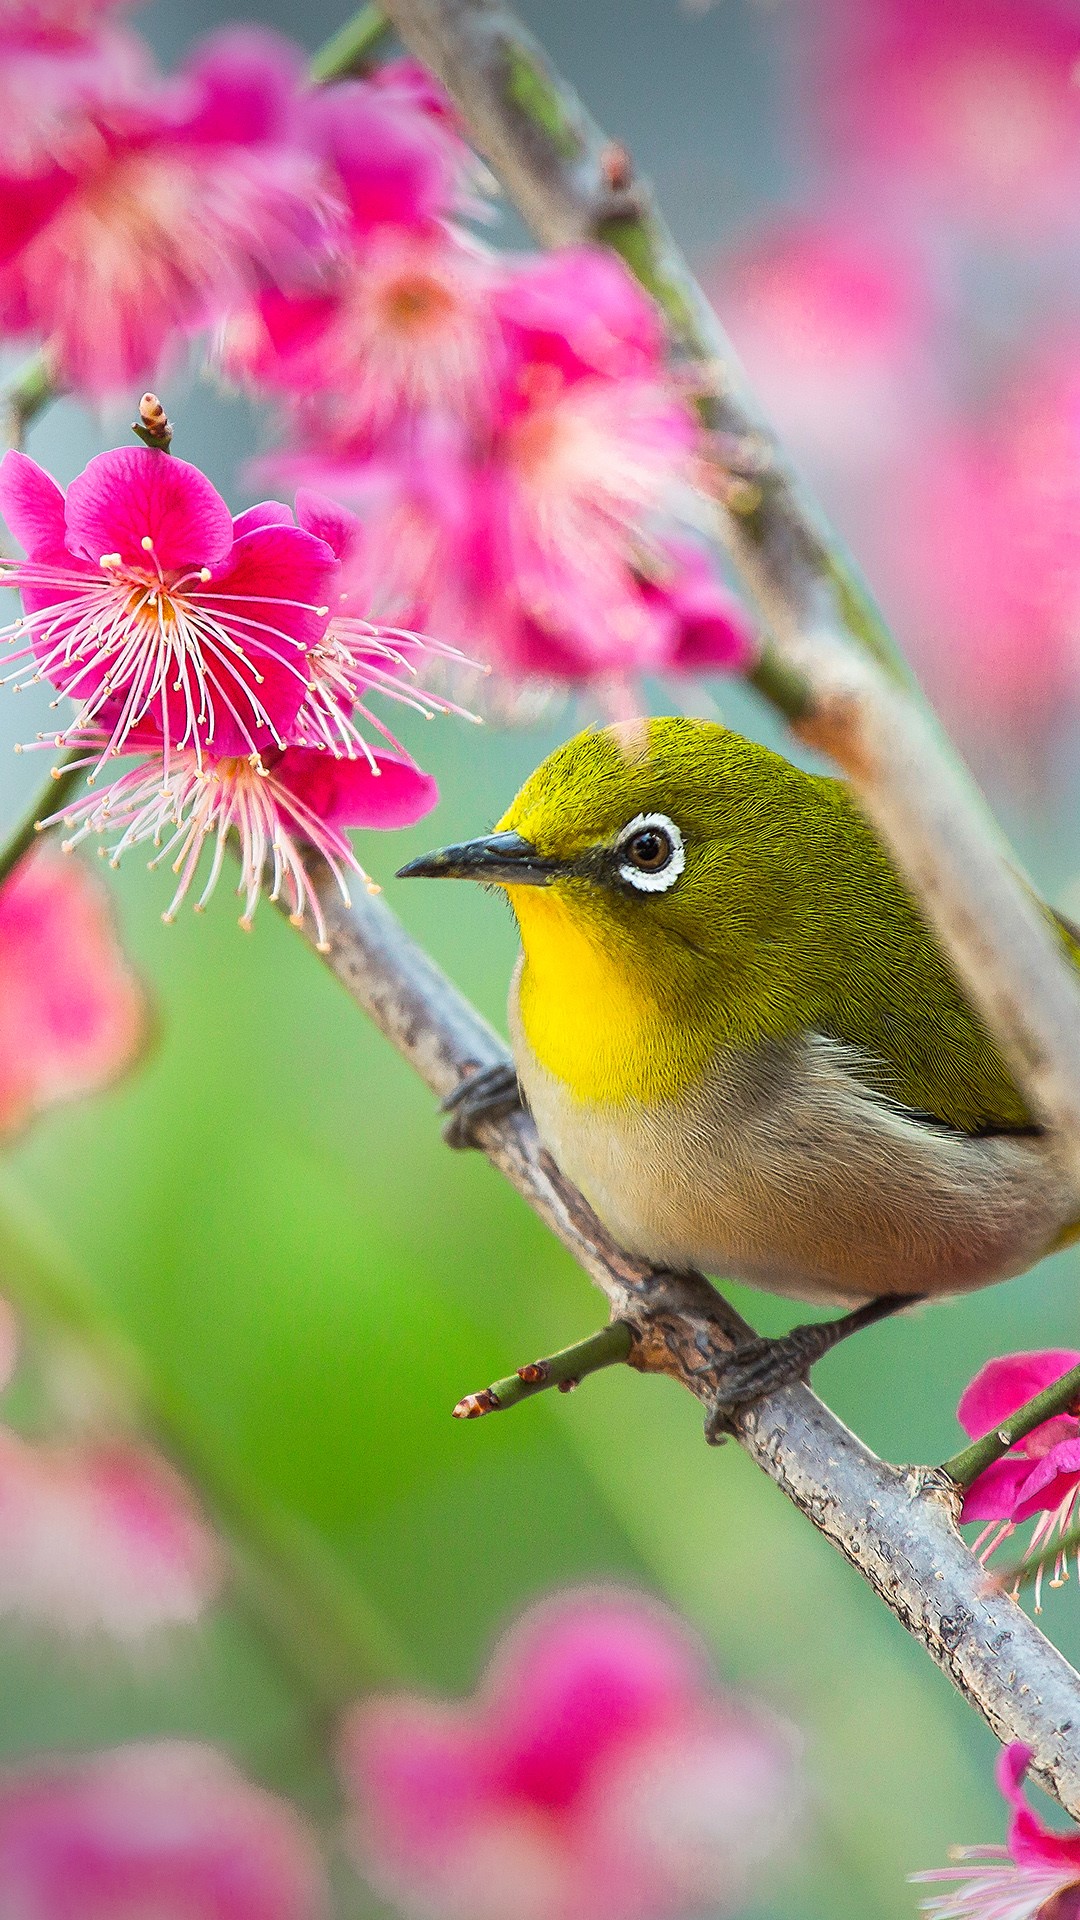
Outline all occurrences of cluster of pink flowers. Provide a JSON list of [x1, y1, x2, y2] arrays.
[[0, 5, 751, 707], [954, 1349, 1080, 1609], [913, 1742, 1080, 1920], [0, 443, 444, 943], [344, 1588, 799, 1920], [0, 1587, 797, 1917]]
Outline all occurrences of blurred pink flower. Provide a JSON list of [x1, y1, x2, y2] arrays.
[[0, 26, 332, 394], [493, 246, 667, 385], [713, 216, 935, 472], [955, 1349, 1080, 1606], [0, 445, 337, 767], [0, 849, 145, 1139], [816, 0, 1080, 237], [0, 1740, 328, 1916], [873, 340, 1080, 751], [913, 1742, 1080, 1918], [0, 1432, 222, 1642], [342, 1589, 799, 1920], [0, 1, 150, 180]]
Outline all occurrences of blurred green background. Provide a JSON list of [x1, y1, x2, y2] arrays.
[[3, 2, 1080, 1916]]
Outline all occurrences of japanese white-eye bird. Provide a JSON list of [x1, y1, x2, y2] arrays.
[[399, 718, 1080, 1411]]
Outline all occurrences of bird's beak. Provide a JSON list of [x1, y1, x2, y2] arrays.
[[396, 830, 560, 887]]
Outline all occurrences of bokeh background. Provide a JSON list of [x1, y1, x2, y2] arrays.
[[5, 0, 1080, 1914]]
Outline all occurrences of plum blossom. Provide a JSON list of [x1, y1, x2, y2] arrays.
[[913, 1742, 1080, 1919], [0, 0, 150, 182], [0, 848, 145, 1138], [814, 0, 1080, 239], [0, 27, 332, 395], [712, 216, 936, 475], [0, 1431, 223, 1643], [955, 1350, 1080, 1606], [0, 1740, 329, 1918], [0, 445, 444, 943], [341, 1588, 799, 1920], [0, 445, 336, 767]]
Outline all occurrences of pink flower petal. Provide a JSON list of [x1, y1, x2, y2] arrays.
[[65, 447, 234, 573], [231, 501, 295, 536], [998, 1744, 1080, 1874], [295, 489, 360, 562], [0, 851, 147, 1141], [0, 1740, 329, 1918], [1010, 1440, 1080, 1523], [0, 450, 67, 558], [181, 25, 308, 147], [957, 1350, 1080, 1439], [274, 748, 438, 830], [960, 1454, 1039, 1523], [496, 246, 666, 383]]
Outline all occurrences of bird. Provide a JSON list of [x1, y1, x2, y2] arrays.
[[398, 717, 1080, 1417]]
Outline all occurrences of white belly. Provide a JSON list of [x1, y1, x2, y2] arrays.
[[509, 967, 1074, 1306]]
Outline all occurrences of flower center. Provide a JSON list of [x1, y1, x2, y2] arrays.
[[381, 272, 456, 332]]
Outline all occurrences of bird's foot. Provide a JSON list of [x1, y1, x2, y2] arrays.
[[704, 1294, 920, 1443], [440, 1061, 522, 1149]]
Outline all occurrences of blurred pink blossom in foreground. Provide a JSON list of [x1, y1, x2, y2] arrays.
[[0, 1740, 328, 1917], [0, 1430, 223, 1642], [955, 1349, 1080, 1608], [815, 0, 1080, 238], [0, 850, 145, 1139], [0, 1298, 219, 1644], [0, 25, 332, 394], [0, 444, 441, 945], [913, 1742, 1080, 1918], [342, 1588, 799, 1920]]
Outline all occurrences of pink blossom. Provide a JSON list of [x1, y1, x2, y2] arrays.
[[0, 1740, 328, 1917], [54, 734, 438, 950], [913, 1742, 1080, 1918], [0, 3, 150, 181], [0, 1432, 222, 1642], [0, 848, 145, 1139], [817, 0, 1080, 238], [712, 215, 936, 473], [341, 1588, 799, 1920], [493, 246, 667, 384], [637, 537, 754, 678], [0, 445, 337, 766], [0, 27, 332, 395], [234, 226, 502, 446], [955, 1350, 1080, 1605]]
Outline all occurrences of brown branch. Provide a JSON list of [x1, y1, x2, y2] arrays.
[[375, 0, 1080, 1187], [292, 870, 1080, 1816]]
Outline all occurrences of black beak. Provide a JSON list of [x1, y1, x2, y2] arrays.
[[396, 830, 560, 887]]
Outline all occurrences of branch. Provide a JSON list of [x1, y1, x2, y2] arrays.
[[943, 1360, 1080, 1489], [290, 869, 1080, 1817], [374, 0, 1080, 1190], [452, 1319, 634, 1417]]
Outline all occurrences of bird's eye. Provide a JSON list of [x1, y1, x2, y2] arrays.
[[627, 828, 671, 871], [615, 813, 685, 894]]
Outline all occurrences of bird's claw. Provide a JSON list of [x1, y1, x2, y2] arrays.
[[440, 1061, 523, 1149], [704, 1325, 834, 1443]]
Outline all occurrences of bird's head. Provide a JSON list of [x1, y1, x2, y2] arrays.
[[397, 717, 819, 1003]]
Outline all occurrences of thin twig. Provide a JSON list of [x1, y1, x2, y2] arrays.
[[309, 4, 394, 82], [452, 1319, 634, 1417], [374, 0, 1080, 1189], [3, 354, 54, 451], [943, 1361, 1080, 1490], [290, 870, 1080, 1817], [0, 748, 85, 890]]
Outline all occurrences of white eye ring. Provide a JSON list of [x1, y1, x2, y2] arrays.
[[615, 812, 685, 893]]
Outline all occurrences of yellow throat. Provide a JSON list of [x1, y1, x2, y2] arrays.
[[507, 883, 704, 1108]]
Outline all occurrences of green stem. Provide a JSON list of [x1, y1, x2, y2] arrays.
[[941, 1359, 1080, 1489], [453, 1320, 634, 1417], [310, 5, 393, 83], [0, 748, 85, 890], [0, 1169, 404, 1716], [4, 354, 55, 451]]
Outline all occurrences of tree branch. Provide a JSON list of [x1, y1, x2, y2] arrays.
[[290, 869, 1080, 1817], [374, 0, 1080, 1189]]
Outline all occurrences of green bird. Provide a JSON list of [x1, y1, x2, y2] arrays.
[[399, 718, 1080, 1411]]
